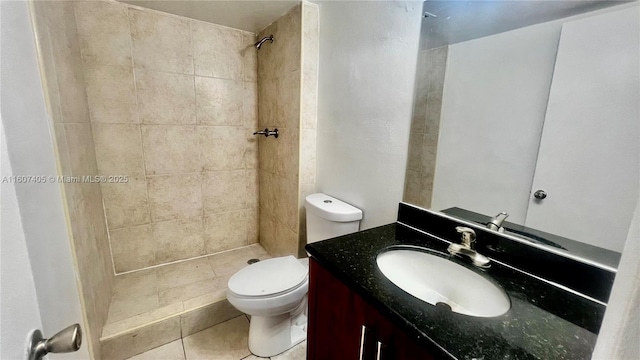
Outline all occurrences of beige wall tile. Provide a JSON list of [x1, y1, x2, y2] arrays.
[[84, 64, 138, 124], [141, 125, 200, 175], [33, 16, 63, 124], [247, 208, 259, 244], [274, 176, 299, 232], [92, 123, 144, 176], [203, 210, 248, 253], [259, 213, 276, 256], [272, 220, 298, 257], [192, 21, 242, 79], [243, 81, 258, 130], [257, 77, 276, 127], [135, 69, 196, 125], [246, 169, 259, 209], [198, 126, 246, 171], [63, 123, 99, 176], [74, 1, 132, 66], [102, 176, 151, 229], [258, 170, 275, 215], [128, 339, 185, 360], [147, 174, 202, 222], [101, 316, 181, 360], [46, 1, 91, 124], [152, 217, 206, 263], [202, 170, 247, 214], [156, 258, 214, 291], [180, 302, 243, 339], [274, 128, 299, 181], [110, 224, 155, 273], [258, 136, 276, 173], [302, 66, 318, 130], [279, 70, 301, 129], [129, 8, 193, 74], [195, 77, 243, 126], [242, 32, 257, 82]]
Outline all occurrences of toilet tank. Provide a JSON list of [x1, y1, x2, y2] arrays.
[[305, 193, 363, 244]]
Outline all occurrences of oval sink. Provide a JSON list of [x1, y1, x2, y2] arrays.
[[376, 247, 510, 317]]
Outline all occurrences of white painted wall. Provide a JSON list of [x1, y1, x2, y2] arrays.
[[431, 20, 561, 224], [0, 2, 89, 358], [0, 122, 43, 360], [315, 1, 422, 230]]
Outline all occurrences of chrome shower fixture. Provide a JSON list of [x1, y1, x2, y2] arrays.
[[255, 35, 274, 50]]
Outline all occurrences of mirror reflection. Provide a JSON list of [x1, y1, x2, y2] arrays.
[[403, 1, 639, 266]]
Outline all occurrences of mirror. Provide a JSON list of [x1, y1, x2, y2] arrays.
[[402, 0, 639, 268]]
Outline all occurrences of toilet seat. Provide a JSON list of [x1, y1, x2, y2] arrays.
[[228, 256, 308, 298]]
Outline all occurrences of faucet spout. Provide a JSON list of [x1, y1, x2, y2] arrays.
[[487, 212, 509, 232], [448, 227, 491, 268]]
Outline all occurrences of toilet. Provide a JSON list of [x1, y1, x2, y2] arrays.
[[226, 193, 363, 357]]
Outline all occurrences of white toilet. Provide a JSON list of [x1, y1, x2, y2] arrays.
[[226, 193, 363, 357]]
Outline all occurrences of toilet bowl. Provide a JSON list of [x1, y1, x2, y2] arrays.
[[227, 193, 362, 357], [226, 256, 309, 357]]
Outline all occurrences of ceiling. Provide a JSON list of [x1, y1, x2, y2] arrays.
[[421, 0, 634, 49], [120, 0, 299, 33]]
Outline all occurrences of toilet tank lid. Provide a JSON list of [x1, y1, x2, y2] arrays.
[[305, 193, 363, 222]]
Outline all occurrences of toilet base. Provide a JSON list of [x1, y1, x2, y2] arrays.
[[247, 297, 307, 357]]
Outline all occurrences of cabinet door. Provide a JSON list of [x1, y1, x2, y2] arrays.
[[524, 6, 639, 252], [308, 259, 438, 360], [308, 258, 370, 360]]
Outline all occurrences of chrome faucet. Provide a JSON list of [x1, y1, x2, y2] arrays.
[[447, 226, 491, 268], [487, 212, 509, 233]]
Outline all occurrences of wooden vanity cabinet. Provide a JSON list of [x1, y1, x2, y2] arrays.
[[307, 258, 437, 360]]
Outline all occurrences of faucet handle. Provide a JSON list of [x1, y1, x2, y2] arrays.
[[455, 226, 476, 247]]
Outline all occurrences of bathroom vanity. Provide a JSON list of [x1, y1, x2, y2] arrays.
[[305, 204, 611, 360]]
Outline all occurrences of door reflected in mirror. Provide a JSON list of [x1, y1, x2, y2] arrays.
[[403, 1, 639, 265]]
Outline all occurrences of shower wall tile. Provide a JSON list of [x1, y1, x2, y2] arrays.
[[83, 64, 138, 124], [75, 1, 132, 67], [102, 176, 151, 229], [92, 123, 145, 176], [403, 47, 448, 209], [202, 170, 247, 214], [300, 129, 317, 185], [242, 32, 258, 82], [152, 217, 206, 263], [203, 210, 248, 253], [243, 82, 258, 129], [110, 224, 155, 272], [129, 8, 193, 74], [31, 4, 114, 359], [192, 21, 243, 80], [141, 125, 200, 175], [195, 77, 243, 126], [73, 0, 259, 273], [198, 126, 246, 171], [147, 174, 203, 222], [45, 1, 91, 124], [135, 69, 196, 125]]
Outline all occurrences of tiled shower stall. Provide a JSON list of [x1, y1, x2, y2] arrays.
[[29, 1, 319, 359]]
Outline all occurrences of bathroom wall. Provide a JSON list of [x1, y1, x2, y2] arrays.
[[30, 2, 114, 358], [315, 1, 422, 230], [72, 0, 259, 272], [258, 4, 302, 257], [403, 46, 447, 209], [258, 2, 319, 257]]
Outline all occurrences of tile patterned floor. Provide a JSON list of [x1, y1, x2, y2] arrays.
[[104, 245, 271, 338], [127, 316, 307, 360]]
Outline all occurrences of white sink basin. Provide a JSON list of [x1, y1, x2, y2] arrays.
[[376, 247, 510, 317]]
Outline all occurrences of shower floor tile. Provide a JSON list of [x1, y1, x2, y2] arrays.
[[103, 244, 271, 338]]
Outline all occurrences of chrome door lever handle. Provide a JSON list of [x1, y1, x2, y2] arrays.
[[27, 324, 82, 360]]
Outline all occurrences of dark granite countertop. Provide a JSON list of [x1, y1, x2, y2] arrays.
[[305, 223, 603, 360]]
